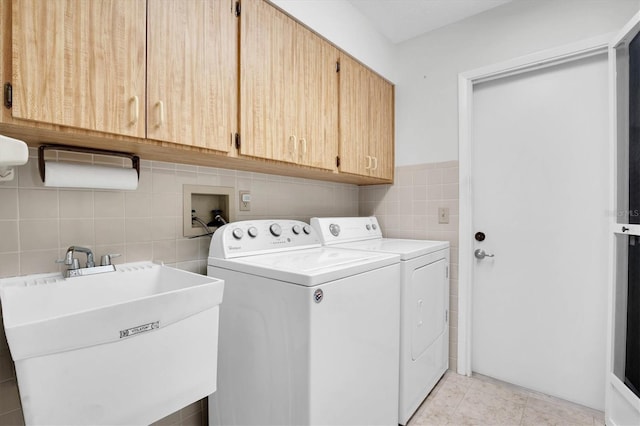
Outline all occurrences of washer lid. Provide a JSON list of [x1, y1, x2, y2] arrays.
[[208, 247, 400, 286], [333, 238, 449, 261]]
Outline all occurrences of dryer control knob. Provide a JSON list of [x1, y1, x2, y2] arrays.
[[232, 228, 244, 240], [366, 224, 371, 230], [270, 223, 282, 237], [303, 225, 312, 235], [247, 227, 258, 238], [372, 224, 377, 230], [329, 224, 340, 237], [292, 224, 301, 235]]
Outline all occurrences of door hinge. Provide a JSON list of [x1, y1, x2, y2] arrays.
[[336, 61, 340, 73], [235, 133, 241, 149], [446, 264, 449, 279], [336, 156, 340, 167], [4, 83, 12, 109], [234, 1, 240, 17], [445, 309, 449, 323]]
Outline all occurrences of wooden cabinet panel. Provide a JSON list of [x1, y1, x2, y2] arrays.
[[338, 53, 394, 181], [240, 0, 338, 171], [147, 0, 236, 152], [294, 24, 339, 170], [240, 0, 296, 163], [339, 54, 372, 176], [369, 73, 394, 180], [12, 0, 146, 138]]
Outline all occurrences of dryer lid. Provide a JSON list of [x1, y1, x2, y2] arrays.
[[334, 239, 449, 261]]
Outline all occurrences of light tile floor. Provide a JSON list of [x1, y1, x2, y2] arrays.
[[408, 371, 605, 426]]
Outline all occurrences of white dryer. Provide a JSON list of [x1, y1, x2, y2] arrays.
[[311, 216, 450, 425], [207, 220, 401, 426]]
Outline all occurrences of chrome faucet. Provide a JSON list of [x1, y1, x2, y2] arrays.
[[58, 246, 115, 278], [64, 246, 95, 268]]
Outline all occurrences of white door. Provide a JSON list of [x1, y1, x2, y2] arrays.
[[470, 53, 609, 410]]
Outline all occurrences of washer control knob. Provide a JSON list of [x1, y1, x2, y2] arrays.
[[372, 224, 378, 230], [303, 225, 312, 235], [270, 223, 282, 237], [292, 224, 301, 235], [329, 224, 340, 237], [232, 228, 244, 240], [366, 224, 371, 230], [247, 227, 258, 238]]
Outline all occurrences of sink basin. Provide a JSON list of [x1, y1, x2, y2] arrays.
[[0, 261, 224, 425]]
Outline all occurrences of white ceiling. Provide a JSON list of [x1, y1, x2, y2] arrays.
[[348, 0, 513, 44]]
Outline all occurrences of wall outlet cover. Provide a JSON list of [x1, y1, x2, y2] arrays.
[[239, 191, 251, 211]]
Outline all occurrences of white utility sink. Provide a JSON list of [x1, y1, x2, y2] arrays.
[[0, 261, 224, 426]]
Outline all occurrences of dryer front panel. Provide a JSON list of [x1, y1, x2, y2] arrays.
[[410, 258, 447, 361]]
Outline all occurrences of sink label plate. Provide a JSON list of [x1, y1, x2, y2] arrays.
[[120, 321, 160, 338]]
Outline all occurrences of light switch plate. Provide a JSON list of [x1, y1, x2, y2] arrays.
[[438, 207, 449, 224]]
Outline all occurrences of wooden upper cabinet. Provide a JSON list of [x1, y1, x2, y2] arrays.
[[240, 0, 338, 171], [369, 72, 394, 180], [240, 0, 295, 163], [338, 54, 371, 177], [147, 0, 237, 152], [338, 53, 394, 181], [295, 24, 339, 170], [12, 0, 146, 138]]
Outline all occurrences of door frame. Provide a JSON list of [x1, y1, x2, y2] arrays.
[[457, 34, 613, 376]]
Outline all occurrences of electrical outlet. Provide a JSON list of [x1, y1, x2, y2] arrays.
[[438, 207, 449, 224], [239, 191, 251, 211]]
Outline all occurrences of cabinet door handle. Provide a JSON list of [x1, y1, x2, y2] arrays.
[[289, 135, 297, 155], [372, 156, 378, 171], [300, 138, 307, 155], [156, 101, 164, 127], [365, 155, 372, 170], [130, 96, 139, 125]]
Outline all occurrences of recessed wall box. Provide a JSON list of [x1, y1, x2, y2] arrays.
[[183, 185, 236, 238]]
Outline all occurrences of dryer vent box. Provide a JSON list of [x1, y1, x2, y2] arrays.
[[183, 185, 236, 238]]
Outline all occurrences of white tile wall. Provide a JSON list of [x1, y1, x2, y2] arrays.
[[359, 160, 460, 370], [0, 148, 359, 278]]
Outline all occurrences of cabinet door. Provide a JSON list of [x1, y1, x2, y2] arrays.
[[147, 0, 236, 152], [338, 54, 370, 176], [369, 74, 394, 180], [240, 0, 296, 163], [12, 0, 146, 137], [295, 24, 339, 171], [338, 53, 394, 180]]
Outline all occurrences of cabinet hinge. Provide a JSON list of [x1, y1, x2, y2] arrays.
[[336, 61, 340, 73], [234, 1, 241, 17], [4, 83, 12, 109], [235, 133, 241, 149], [336, 156, 340, 168]]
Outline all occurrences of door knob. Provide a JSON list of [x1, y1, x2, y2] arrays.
[[474, 249, 495, 260]]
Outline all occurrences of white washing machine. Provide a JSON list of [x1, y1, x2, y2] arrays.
[[207, 219, 401, 426], [311, 216, 450, 425]]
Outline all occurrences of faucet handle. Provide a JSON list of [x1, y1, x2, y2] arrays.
[[56, 258, 80, 269], [100, 253, 121, 266]]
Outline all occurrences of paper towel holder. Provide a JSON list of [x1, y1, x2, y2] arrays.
[[38, 144, 140, 183]]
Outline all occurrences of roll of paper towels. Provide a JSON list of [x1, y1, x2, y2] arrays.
[[44, 161, 138, 190]]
